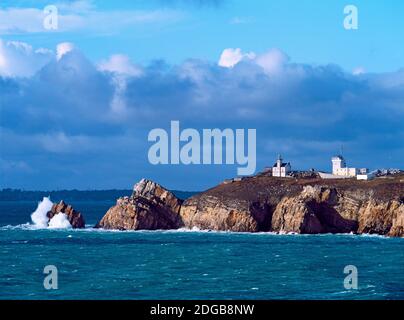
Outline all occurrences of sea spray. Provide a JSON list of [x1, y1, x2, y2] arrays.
[[48, 213, 72, 229], [31, 197, 53, 228]]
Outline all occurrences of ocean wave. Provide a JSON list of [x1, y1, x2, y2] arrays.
[[31, 197, 53, 228], [0, 223, 397, 239]]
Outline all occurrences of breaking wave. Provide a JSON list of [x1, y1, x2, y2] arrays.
[[27, 197, 72, 229], [48, 213, 72, 229], [30, 197, 53, 228]]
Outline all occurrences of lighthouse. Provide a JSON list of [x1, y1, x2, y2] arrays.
[[272, 154, 291, 177]]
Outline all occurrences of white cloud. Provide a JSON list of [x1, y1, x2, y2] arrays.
[[218, 47, 288, 74], [0, 39, 53, 77], [353, 66, 366, 75], [98, 54, 143, 116], [56, 42, 75, 60], [0, 7, 85, 34], [218, 48, 255, 68], [255, 49, 289, 74], [0, 8, 45, 34], [1, 41, 404, 188], [98, 54, 142, 77], [0, 5, 182, 34]]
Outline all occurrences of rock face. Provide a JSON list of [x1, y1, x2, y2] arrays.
[[271, 186, 359, 234], [47, 200, 86, 228], [179, 177, 298, 232], [179, 196, 272, 232], [95, 179, 183, 230], [96, 175, 404, 237]]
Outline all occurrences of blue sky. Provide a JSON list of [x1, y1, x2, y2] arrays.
[[2, 0, 404, 71], [0, 0, 403, 190]]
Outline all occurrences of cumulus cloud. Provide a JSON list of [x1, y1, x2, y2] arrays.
[[218, 47, 288, 74], [0, 39, 53, 77], [1, 41, 403, 189], [255, 48, 289, 74], [56, 42, 75, 61], [218, 48, 255, 68], [98, 54, 143, 77], [98, 54, 143, 116]]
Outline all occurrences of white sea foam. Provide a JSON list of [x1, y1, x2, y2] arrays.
[[48, 213, 72, 229], [29, 197, 72, 229], [30, 197, 53, 228]]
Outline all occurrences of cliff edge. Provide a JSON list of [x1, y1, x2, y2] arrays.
[[96, 174, 404, 237], [95, 179, 183, 230]]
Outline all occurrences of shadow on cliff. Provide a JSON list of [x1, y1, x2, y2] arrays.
[[306, 200, 359, 234], [249, 202, 274, 232]]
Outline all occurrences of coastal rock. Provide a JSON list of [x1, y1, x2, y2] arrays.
[[95, 179, 183, 230], [389, 204, 404, 237], [179, 175, 403, 237], [47, 200, 85, 228], [179, 178, 283, 232], [96, 174, 404, 237], [179, 196, 271, 232], [271, 186, 358, 234]]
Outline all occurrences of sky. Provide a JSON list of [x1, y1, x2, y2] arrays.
[[0, 0, 403, 191]]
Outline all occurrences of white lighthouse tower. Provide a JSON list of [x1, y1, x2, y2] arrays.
[[331, 155, 357, 177], [332, 155, 346, 175]]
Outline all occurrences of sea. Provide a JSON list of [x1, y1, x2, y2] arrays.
[[0, 200, 403, 300]]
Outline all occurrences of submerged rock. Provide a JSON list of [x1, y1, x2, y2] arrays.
[[95, 179, 183, 230], [47, 200, 85, 229]]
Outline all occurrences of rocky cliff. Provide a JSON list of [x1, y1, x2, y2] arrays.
[[95, 179, 183, 230], [47, 200, 86, 228], [96, 175, 404, 237]]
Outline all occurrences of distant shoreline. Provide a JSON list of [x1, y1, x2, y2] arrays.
[[0, 189, 198, 202]]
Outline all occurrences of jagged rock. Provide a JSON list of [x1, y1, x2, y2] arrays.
[[389, 204, 404, 237], [47, 200, 85, 228], [179, 195, 271, 232], [271, 186, 358, 234], [179, 177, 285, 232], [96, 174, 404, 237], [180, 175, 403, 236], [95, 179, 183, 230], [271, 196, 323, 234]]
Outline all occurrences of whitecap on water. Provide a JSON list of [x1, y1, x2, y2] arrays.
[[30, 197, 53, 228], [48, 213, 72, 229]]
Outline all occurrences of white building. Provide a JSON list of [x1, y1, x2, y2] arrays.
[[357, 169, 376, 181], [332, 155, 357, 177], [272, 155, 291, 177], [318, 155, 374, 180], [357, 173, 375, 180]]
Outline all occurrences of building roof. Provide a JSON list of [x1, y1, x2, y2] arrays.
[[273, 162, 290, 168], [332, 155, 345, 161]]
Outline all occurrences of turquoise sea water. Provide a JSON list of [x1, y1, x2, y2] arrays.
[[0, 201, 403, 300]]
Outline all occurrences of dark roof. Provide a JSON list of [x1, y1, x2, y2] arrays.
[[273, 162, 290, 168]]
